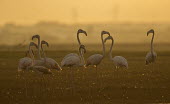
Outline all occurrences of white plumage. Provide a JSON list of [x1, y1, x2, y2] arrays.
[[145, 29, 157, 65], [85, 31, 110, 68], [104, 36, 128, 69], [86, 54, 103, 67], [18, 46, 38, 72], [112, 56, 128, 69], [18, 57, 32, 72], [61, 45, 86, 68]]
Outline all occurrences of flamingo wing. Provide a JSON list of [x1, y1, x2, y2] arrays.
[[145, 51, 157, 65], [86, 54, 103, 66], [112, 56, 128, 68], [61, 55, 80, 67]]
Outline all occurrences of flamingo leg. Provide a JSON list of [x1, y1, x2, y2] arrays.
[[70, 67, 74, 96]]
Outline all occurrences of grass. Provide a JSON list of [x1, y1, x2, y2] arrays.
[[0, 50, 170, 104]]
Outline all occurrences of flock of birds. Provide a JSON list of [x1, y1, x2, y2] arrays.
[[18, 29, 157, 74]]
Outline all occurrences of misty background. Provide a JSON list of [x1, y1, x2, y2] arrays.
[[0, 0, 170, 48]]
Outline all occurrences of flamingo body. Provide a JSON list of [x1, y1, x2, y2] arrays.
[[86, 54, 103, 67], [145, 51, 157, 65], [112, 56, 128, 68], [43, 57, 62, 70], [18, 57, 32, 71]]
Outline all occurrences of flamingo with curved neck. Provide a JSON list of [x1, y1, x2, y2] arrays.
[[18, 42, 38, 72], [41, 40, 62, 70], [62, 29, 87, 63], [85, 31, 110, 69], [61, 45, 86, 67], [145, 29, 157, 65], [104, 36, 128, 69]]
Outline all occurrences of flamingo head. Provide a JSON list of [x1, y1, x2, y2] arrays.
[[147, 29, 154, 36], [54, 63, 63, 71], [77, 29, 87, 36], [41, 40, 49, 49], [104, 36, 113, 43], [101, 31, 110, 36], [32, 34, 40, 40]]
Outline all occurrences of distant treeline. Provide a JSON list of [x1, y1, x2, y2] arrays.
[[0, 22, 170, 46]]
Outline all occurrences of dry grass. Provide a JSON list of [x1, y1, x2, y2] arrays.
[[0, 49, 170, 104]]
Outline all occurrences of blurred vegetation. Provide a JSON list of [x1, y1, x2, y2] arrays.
[[0, 22, 170, 47]]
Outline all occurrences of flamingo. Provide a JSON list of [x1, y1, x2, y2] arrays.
[[61, 45, 86, 68], [85, 31, 110, 69], [27, 42, 52, 74], [104, 36, 128, 69], [61, 45, 86, 95], [63, 29, 87, 59], [41, 40, 62, 70], [18, 43, 38, 72], [145, 29, 157, 65]]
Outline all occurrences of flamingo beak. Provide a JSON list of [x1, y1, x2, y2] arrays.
[[83, 31, 87, 36]]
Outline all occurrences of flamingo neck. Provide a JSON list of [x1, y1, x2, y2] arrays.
[[78, 49, 84, 66], [41, 44, 47, 62], [101, 34, 105, 58], [29, 47, 34, 66], [81, 50, 85, 65], [38, 37, 41, 59], [109, 38, 114, 60], [150, 33, 154, 55], [77, 32, 81, 45]]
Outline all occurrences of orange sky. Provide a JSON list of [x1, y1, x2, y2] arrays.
[[0, 0, 170, 25]]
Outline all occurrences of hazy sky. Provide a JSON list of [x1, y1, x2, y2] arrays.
[[0, 0, 170, 25]]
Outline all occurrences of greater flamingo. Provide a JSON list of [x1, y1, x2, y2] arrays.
[[18, 43, 38, 72], [41, 40, 62, 70], [61, 45, 86, 68], [63, 29, 87, 59], [85, 31, 110, 69], [60, 45, 86, 95], [145, 29, 157, 65], [104, 36, 128, 69]]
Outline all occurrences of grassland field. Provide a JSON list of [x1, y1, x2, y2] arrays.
[[0, 47, 170, 104]]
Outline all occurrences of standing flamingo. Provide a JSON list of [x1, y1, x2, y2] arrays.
[[18, 44, 38, 72], [41, 40, 62, 70], [61, 45, 86, 95], [63, 29, 87, 59], [145, 29, 157, 65], [104, 36, 128, 69], [85, 31, 110, 69]]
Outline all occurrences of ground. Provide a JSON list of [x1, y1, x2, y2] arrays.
[[0, 50, 170, 104]]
